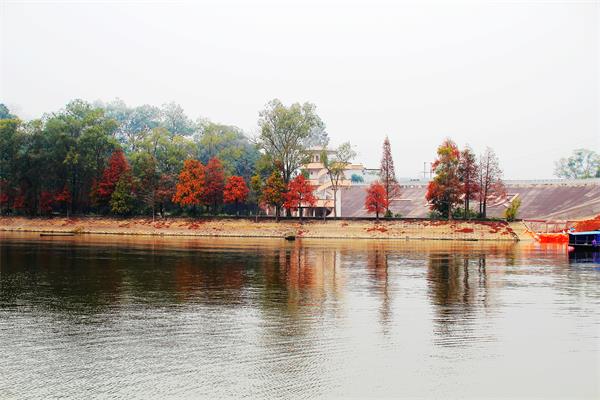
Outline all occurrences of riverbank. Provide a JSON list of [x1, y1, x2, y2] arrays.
[[0, 216, 526, 241]]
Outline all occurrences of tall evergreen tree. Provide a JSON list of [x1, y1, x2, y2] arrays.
[[379, 136, 399, 213]]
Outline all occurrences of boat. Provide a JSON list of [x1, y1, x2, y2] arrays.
[[568, 231, 600, 250]]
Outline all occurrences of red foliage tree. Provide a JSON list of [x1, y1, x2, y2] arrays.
[[202, 157, 225, 214], [155, 174, 176, 217], [96, 149, 131, 206], [172, 159, 205, 209], [224, 175, 249, 215], [54, 186, 72, 216], [284, 175, 316, 221], [39, 191, 54, 214], [13, 189, 26, 212], [365, 181, 389, 221], [458, 146, 479, 218], [426, 139, 461, 219]]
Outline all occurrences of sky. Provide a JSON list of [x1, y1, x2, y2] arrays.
[[1, 0, 598, 179]]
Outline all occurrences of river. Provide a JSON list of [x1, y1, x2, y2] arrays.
[[1, 233, 598, 399]]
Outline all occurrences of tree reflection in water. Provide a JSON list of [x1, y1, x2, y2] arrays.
[[427, 249, 495, 347]]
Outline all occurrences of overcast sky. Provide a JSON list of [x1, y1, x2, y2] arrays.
[[1, 0, 598, 179]]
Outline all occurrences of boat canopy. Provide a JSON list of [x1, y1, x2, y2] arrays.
[[569, 231, 600, 236]]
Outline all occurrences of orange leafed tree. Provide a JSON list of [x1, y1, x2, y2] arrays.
[[224, 175, 249, 215], [365, 181, 388, 221], [284, 175, 316, 221], [172, 159, 206, 208], [261, 171, 286, 221]]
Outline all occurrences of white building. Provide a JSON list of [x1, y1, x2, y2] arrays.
[[300, 148, 378, 218]]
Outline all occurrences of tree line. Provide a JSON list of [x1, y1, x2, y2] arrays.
[[0, 99, 336, 218], [3, 98, 577, 221], [362, 137, 509, 221]]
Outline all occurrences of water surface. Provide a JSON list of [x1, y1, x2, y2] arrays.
[[1, 233, 599, 399]]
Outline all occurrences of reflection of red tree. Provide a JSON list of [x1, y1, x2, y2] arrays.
[[366, 244, 388, 283]]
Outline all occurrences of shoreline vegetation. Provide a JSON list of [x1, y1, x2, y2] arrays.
[[0, 216, 526, 241]]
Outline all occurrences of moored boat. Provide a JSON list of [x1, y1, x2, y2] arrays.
[[568, 231, 600, 250]]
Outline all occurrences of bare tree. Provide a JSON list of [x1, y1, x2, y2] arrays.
[[477, 147, 504, 218]]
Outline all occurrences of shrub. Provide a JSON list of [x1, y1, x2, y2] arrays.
[[504, 197, 521, 221]]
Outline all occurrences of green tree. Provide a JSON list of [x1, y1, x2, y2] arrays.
[[131, 152, 159, 218], [110, 173, 135, 215], [196, 121, 260, 180], [257, 99, 328, 184], [137, 127, 195, 175], [160, 102, 196, 136], [97, 99, 161, 152], [554, 149, 600, 179], [0, 104, 16, 120], [0, 118, 23, 212], [504, 196, 521, 221], [43, 100, 119, 213]]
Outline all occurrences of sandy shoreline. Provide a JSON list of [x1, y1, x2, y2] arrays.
[[0, 216, 526, 241]]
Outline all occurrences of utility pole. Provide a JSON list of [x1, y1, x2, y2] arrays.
[[423, 162, 432, 179]]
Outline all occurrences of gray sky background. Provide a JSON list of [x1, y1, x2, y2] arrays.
[[1, 0, 598, 179]]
